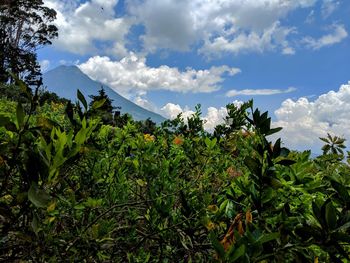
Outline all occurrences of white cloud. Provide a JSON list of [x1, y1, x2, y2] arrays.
[[40, 60, 50, 72], [200, 22, 296, 56], [133, 96, 159, 113], [226, 87, 296, 97], [128, 0, 316, 55], [44, 0, 132, 57], [204, 106, 229, 131], [43, 0, 347, 57], [273, 81, 350, 152], [160, 103, 195, 121], [78, 53, 241, 96], [321, 0, 340, 19], [303, 24, 348, 50]]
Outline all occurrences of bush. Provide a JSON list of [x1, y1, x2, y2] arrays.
[[0, 84, 349, 262]]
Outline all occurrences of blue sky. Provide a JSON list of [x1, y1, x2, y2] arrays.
[[39, 0, 350, 152]]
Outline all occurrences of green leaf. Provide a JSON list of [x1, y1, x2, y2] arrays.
[[257, 232, 280, 244], [269, 178, 283, 189], [312, 202, 324, 227], [16, 103, 25, 129], [77, 89, 88, 110], [92, 98, 106, 110], [266, 127, 282, 136], [336, 221, 350, 232], [280, 147, 290, 157], [31, 212, 41, 236], [325, 200, 337, 230], [209, 233, 225, 259], [331, 232, 350, 243], [28, 183, 51, 208], [272, 138, 281, 157], [331, 180, 350, 202], [230, 244, 245, 262], [319, 137, 329, 143], [244, 156, 260, 175]]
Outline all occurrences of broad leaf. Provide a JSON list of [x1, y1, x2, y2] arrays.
[[257, 232, 280, 244], [92, 98, 106, 110], [28, 183, 51, 208], [77, 89, 88, 110], [230, 244, 245, 262]]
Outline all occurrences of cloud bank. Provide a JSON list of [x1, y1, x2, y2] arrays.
[[274, 81, 350, 151], [44, 0, 347, 57], [78, 53, 241, 96]]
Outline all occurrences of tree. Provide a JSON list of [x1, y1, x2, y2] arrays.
[[320, 133, 346, 156], [88, 87, 115, 124], [213, 100, 252, 138], [0, 0, 58, 85]]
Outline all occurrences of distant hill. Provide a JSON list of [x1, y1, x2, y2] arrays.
[[42, 65, 166, 123]]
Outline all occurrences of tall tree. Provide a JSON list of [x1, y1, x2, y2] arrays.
[[89, 87, 116, 124], [0, 0, 58, 86]]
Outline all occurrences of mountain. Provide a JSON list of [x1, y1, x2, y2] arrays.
[[42, 65, 166, 123]]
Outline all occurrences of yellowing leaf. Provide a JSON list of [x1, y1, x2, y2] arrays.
[[47, 202, 56, 212], [206, 221, 215, 230], [207, 205, 219, 213], [245, 210, 253, 225], [238, 220, 244, 236], [136, 179, 147, 187]]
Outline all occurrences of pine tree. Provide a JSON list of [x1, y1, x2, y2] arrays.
[[88, 87, 115, 124]]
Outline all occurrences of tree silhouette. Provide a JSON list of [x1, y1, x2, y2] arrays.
[[320, 133, 346, 155], [88, 87, 115, 124]]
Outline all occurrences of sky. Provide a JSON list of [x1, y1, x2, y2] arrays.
[[38, 0, 350, 153]]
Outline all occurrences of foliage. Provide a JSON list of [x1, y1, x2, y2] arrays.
[[0, 0, 58, 85], [0, 83, 349, 262], [320, 133, 346, 157]]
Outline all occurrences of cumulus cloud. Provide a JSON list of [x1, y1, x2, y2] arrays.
[[160, 103, 195, 121], [42, 0, 347, 57], [44, 0, 132, 57], [133, 96, 159, 113], [226, 87, 296, 97], [128, 0, 316, 55], [303, 24, 348, 50], [78, 53, 241, 96], [273, 81, 350, 151], [200, 22, 296, 56]]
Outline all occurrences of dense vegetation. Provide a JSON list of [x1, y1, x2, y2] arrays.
[[0, 79, 350, 262]]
